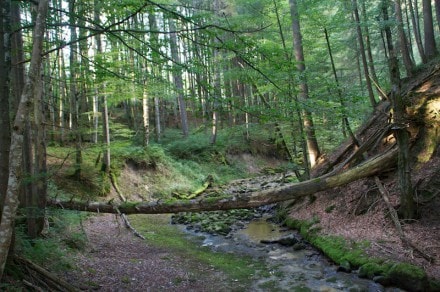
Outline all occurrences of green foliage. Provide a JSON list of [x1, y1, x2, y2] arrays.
[[15, 209, 89, 271]]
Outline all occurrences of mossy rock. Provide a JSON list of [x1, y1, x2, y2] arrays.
[[385, 263, 427, 292]]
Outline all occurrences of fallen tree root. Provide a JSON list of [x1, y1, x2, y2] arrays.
[[48, 148, 398, 214], [374, 177, 435, 263]]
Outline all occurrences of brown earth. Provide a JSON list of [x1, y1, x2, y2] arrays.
[[60, 214, 236, 291]]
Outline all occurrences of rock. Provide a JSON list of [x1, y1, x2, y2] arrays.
[[373, 275, 390, 286], [337, 261, 352, 273], [260, 235, 299, 246], [292, 242, 306, 251], [277, 235, 299, 246]]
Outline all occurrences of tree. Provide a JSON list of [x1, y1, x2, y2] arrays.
[[289, 0, 321, 168], [382, 0, 415, 220], [351, 0, 377, 107], [0, 0, 49, 279], [169, 18, 189, 138], [422, 0, 437, 58], [394, 0, 414, 76], [0, 0, 11, 218], [94, 0, 111, 173]]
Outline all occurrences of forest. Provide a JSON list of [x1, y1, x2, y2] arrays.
[[0, 0, 439, 290]]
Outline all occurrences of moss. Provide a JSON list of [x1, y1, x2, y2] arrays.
[[325, 205, 336, 213], [384, 263, 427, 291], [286, 218, 431, 291]]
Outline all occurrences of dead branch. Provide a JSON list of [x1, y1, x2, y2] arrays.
[[374, 177, 435, 263], [14, 255, 79, 292]]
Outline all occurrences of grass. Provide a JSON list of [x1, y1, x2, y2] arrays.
[[129, 214, 265, 286], [14, 208, 90, 272]]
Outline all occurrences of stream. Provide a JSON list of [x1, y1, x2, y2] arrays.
[[179, 215, 403, 292]]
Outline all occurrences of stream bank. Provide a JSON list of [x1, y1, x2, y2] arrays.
[[172, 209, 404, 291]]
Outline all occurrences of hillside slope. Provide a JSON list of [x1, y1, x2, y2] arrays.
[[289, 63, 440, 281]]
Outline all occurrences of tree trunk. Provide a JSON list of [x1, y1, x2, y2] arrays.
[[384, 0, 416, 220], [360, 0, 383, 98], [423, 0, 437, 58], [94, 0, 110, 172], [69, 0, 82, 179], [169, 18, 189, 138], [407, 0, 427, 63], [324, 28, 358, 145], [435, 0, 440, 33], [395, 0, 414, 77], [289, 0, 321, 168], [0, 0, 11, 216], [0, 0, 48, 279], [142, 86, 150, 146], [351, 0, 377, 107], [48, 148, 398, 214]]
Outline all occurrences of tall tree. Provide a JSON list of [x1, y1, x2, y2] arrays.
[[407, 0, 427, 63], [422, 0, 437, 58], [169, 18, 189, 138], [289, 0, 321, 168], [382, 0, 415, 220], [0, 0, 11, 218], [94, 0, 110, 173], [69, 0, 82, 178], [352, 0, 377, 107], [394, 0, 414, 76], [0, 0, 49, 279]]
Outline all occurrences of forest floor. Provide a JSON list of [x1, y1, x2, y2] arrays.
[[60, 213, 242, 291]]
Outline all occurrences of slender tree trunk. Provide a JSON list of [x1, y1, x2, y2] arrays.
[[0, 0, 48, 279], [69, 0, 82, 179], [360, 0, 382, 98], [383, 0, 415, 220], [435, 0, 440, 33], [289, 0, 321, 167], [423, 0, 437, 58], [0, 0, 11, 216], [169, 18, 189, 138], [351, 0, 377, 107], [395, 0, 414, 76], [29, 64, 46, 238], [142, 85, 150, 146], [94, 0, 110, 172], [408, 0, 427, 63], [324, 28, 358, 145]]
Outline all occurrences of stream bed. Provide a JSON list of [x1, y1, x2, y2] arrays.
[[178, 215, 403, 292]]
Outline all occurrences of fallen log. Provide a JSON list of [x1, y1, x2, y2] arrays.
[[47, 147, 398, 215]]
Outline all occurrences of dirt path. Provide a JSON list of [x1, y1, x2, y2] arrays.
[[61, 214, 232, 291]]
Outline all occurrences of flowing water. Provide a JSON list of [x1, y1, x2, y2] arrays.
[[182, 217, 403, 291]]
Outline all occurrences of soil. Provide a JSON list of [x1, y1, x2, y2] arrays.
[[61, 214, 233, 291]]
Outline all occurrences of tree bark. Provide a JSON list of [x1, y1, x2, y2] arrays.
[[407, 0, 427, 63], [422, 0, 437, 58], [169, 18, 189, 138], [69, 0, 82, 179], [0, 0, 48, 279], [395, 0, 414, 77], [47, 148, 398, 215], [289, 0, 321, 167], [435, 0, 440, 33], [352, 0, 377, 107], [0, 0, 11, 216]]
